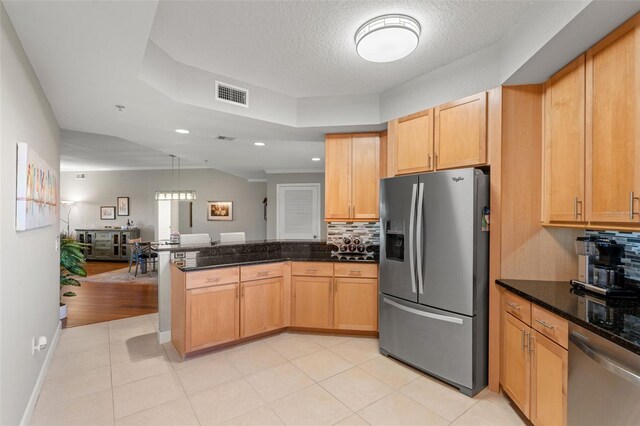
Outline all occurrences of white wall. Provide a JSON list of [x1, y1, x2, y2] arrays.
[[266, 173, 326, 240], [60, 168, 267, 242], [1, 5, 61, 424]]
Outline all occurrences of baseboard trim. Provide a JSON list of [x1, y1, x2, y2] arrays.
[[20, 320, 62, 426], [158, 329, 171, 344]]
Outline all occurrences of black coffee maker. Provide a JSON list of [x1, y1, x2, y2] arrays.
[[592, 238, 627, 294]]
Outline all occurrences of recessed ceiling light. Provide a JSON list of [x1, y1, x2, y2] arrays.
[[254, 142, 266, 147], [175, 129, 190, 134], [311, 157, 321, 161], [355, 14, 421, 63]]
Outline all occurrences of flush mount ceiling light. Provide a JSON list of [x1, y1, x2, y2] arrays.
[[355, 14, 421, 63], [175, 128, 190, 134], [254, 142, 266, 147]]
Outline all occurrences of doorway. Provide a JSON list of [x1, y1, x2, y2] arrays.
[[276, 183, 321, 240]]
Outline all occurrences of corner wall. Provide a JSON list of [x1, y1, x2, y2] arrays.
[[1, 5, 61, 424]]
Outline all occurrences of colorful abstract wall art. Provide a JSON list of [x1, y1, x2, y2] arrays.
[[16, 142, 58, 231]]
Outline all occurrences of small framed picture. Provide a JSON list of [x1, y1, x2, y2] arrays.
[[207, 201, 233, 221], [100, 206, 116, 220], [117, 197, 129, 216]]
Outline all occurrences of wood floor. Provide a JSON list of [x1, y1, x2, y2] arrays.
[[63, 261, 158, 328]]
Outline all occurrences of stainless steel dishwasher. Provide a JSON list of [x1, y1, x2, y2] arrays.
[[568, 323, 640, 425]]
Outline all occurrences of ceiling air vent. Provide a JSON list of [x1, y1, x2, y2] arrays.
[[75, 173, 86, 180], [216, 135, 236, 141], [215, 81, 248, 108]]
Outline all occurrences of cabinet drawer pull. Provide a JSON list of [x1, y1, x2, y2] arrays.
[[535, 318, 555, 330], [506, 302, 520, 311], [306, 269, 317, 273], [630, 192, 639, 220], [257, 271, 269, 277], [349, 270, 362, 275], [206, 277, 221, 283]]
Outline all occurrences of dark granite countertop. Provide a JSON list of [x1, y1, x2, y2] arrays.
[[177, 252, 379, 271], [153, 239, 326, 252], [496, 279, 640, 355]]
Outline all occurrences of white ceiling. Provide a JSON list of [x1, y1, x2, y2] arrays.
[[149, 1, 536, 98], [3, 0, 606, 179]]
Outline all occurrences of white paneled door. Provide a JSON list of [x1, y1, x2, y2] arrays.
[[276, 184, 321, 240]]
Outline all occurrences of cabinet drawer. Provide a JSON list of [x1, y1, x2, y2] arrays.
[[292, 262, 334, 277], [94, 232, 111, 240], [503, 291, 531, 325], [186, 267, 240, 290], [241, 262, 284, 282], [334, 263, 377, 278], [531, 305, 568, 349]]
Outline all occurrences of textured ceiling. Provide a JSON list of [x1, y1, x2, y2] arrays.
[[149, 0, 538, 97]]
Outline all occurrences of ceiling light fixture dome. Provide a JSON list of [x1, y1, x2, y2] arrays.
[[355, 14, 420, 63]]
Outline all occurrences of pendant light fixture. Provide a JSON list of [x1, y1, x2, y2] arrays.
[[154, 155, 197, 201], [355, 14, 421, 63]]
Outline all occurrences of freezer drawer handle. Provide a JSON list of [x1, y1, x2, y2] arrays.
[[570, 333, 640, 387], [408, 184, 418, 294], [382, 298, 463, 324], [416, 182, 425, 295]]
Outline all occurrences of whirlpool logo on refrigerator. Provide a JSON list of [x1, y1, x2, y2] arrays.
[[452, 177, 464, 182]]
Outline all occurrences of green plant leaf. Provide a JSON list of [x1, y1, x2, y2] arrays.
[[62, 291, 77, 297]]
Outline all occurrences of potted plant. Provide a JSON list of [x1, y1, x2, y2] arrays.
[[59, 235, 87, 321]]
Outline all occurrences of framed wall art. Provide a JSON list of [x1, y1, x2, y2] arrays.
[[15, 142, 59, 231], [100, 206, 116, 220], [207, 201, 233, 221], [117, 196, 129, 216]]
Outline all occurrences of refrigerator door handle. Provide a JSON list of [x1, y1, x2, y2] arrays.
[[382, 298, 464, 324], [416, 182, 425, 294], [408, 183, 418, 294]]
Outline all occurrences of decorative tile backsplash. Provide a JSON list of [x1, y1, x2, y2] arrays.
[[586, 230, 640, 281], [327, 222, 380, 246]]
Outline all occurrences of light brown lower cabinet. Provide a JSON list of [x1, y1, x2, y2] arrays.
[[292, 276, 333, 328], [172, 261, 378, 358], [530, 330, 567, 426], [186, 283, 240, 352], [240, 277, 283, 338], [501, 293, 567, 426], [334, 277, 378, 331]]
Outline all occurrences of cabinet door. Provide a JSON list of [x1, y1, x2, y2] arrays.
[[435, 92, 487, 170], [186, 284, 239, 352], [334, 278, 377, 331], [325, 134, 352, 220], [544, 55, 587, 223], [530, 331, 567, 426], [586, 16, 640, 223], [352, 134, 380, 220], [502, 312, 531, 418], [292, 276, 333, 328], [396, 110, 434, 174], [240, 277, 283, 338]]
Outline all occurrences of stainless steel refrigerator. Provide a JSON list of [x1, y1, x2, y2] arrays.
[[379, 168, 489, 396]]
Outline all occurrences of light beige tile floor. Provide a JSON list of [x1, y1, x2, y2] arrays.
[[32, 314, 527, 426]]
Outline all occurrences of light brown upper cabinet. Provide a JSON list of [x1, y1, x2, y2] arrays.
[[543, 54, 586, 223], [435, 92, 487, 170], [395, 109, 434, 174], [586, 15, 640, 224], [325, 133, 380, 221]]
